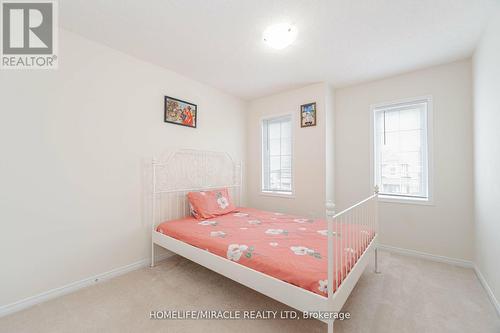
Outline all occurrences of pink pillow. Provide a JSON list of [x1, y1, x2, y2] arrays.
[[187, 188, 236, 220]]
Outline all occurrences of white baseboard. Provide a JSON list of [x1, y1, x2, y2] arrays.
[[474, 265, 500, 317], [0, 251, 174, 318], [377, 244, 473, 268]]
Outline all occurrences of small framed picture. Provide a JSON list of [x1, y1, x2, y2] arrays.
[[300, 102, 316, 127], [164, 96, 197, 128]]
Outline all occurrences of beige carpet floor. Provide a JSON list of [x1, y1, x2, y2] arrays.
[[1, 250, 499, 333]]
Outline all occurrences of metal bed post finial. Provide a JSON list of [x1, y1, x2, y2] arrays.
[[326, 200, 336, 218]]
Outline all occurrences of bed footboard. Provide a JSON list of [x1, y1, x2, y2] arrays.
[[325, 187, 379, 332]]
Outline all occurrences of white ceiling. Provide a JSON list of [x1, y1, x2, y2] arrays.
[[60, 0, 497, 100]]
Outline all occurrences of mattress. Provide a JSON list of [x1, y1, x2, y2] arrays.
[[156, 207, 375, 296]]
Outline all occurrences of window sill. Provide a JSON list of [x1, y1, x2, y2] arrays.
[[378, 195, 434, 206], [260, 191, 295, 199]]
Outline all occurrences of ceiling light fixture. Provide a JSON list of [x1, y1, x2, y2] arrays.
[[263, 23, 297, 50]]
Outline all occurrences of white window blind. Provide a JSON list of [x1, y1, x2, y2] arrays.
[[373, 99, 430, 200], [262, 115, 292, 194]]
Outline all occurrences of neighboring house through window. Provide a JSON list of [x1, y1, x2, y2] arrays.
[[372, 97, 432, 202]]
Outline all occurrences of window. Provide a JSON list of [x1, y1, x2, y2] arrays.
[[262, 115, 293, 195], [372, 98, 431, 202]]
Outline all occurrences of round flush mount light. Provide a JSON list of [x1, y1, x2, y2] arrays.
[[263, 23, 297, 50]]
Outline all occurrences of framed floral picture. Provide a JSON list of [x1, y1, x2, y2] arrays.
[[300, 102, 316, 127], [164, 96, 197, 128]]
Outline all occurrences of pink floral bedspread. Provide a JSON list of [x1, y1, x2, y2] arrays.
[[156, 207, 375, 296]]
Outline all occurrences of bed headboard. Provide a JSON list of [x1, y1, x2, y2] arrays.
[[152, 149, 242, 228]]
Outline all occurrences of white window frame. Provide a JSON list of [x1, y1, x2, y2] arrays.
[[370, 96, 434, 205], [261, 113, 294, 198]]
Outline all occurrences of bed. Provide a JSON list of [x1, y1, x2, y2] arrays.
[[151, 149, 380, 333]]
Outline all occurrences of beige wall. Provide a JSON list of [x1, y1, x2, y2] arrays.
[[246, 83, 334, 218], [335, 60, 474, 261], [0, 30, 246, 307], [473, 8, 500, 306]]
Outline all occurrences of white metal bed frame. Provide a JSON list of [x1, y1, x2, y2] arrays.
[[150, 149, 380, 333]]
